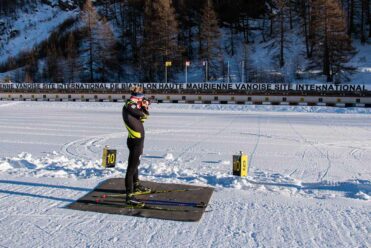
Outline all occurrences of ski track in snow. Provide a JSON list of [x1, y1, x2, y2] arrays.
[[0, 102, 370, 247], [247, 115, 261, 168], [60, 132, 124, 160], [172, 115, 237, 165], [285, 116, 333, 182]]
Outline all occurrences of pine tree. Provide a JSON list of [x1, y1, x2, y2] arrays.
[[24, 72, 33, 83], [217, 0, 239, 56], [81, 0, 99, 82], [199, 0, 222, 81], [96, 17, 119, 82], [45, 41, 59, 82], [348, 0, 355, 38], [277, 0, 287, 67], [300, 0, 313, 58], [56, 57, 68, 83], [24, 49, 38, 83], [238, 0, 265, 44], [0, 0, 17, 16], [360, 0, 368, 43], [310, 0, 356, 82], [125, 0, 144, 65], [141, 0, 179, 82], [66, 32, 80, 83], [80, 0, 121, 82], [174, 0, 198, 59], [265, 0, 291, 69]]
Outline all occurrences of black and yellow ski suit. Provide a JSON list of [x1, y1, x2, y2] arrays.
[[122, 99, 149, 194]]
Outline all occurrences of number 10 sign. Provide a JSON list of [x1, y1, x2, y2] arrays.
[[102, 146, 117, 168]]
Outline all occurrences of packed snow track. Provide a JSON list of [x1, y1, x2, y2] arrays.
[[0, 101, 369, 247]]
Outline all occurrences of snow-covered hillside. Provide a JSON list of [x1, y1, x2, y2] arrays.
[[0, 101, 369, 247], [0, 0, 79, 64], [0, 1, 370, 83]]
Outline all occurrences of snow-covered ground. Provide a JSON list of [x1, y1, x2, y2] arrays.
[[0, 101, 370, 247]]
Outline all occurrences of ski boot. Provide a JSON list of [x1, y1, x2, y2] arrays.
[[134, 181, 152, 194]]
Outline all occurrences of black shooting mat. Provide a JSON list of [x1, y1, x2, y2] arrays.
[[67, 178, 214, 222]]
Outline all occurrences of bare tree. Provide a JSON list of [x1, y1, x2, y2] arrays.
[[66, 32, 80, 82], [96, 17, 119, 81], [310, 0, 356, 82], [24, 48, 39, 83], [360, 0, 367, 43], [81, 0, 99, 82], [300, 0, 313, 58], [141, 0, 179, 82], [267, 0, 291, 68], [200, 0, 222, 81]]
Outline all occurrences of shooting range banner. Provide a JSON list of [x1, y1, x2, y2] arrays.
[[0, 83, 369, 92]]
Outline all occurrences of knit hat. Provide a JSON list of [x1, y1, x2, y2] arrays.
[[130, 93, 144, 101], [131, 92, 144, 98]]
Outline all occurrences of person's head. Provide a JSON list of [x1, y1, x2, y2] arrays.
[[130, 86, 144, 103]]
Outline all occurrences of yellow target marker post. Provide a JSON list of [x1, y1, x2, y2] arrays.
[[233, 152, 249, 177], [102, 146, 117, 168]]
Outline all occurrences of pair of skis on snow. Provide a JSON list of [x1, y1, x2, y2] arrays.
[[92, 188, 209, 212]]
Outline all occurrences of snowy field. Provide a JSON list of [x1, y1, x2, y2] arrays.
[[0, 101, 370, 247]]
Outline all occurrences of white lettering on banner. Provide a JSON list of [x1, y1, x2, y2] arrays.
[[0, 83, 368, 92]]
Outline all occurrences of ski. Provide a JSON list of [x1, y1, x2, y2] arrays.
[[87, 200, 203, 212], [96, 188, 203, 199], [122, 204, 203, 212], [97, 197, 207, 208], [140, 199, 206, 208]]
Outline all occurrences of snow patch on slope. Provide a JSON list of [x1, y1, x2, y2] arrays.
[[0, 3, 79, 63]]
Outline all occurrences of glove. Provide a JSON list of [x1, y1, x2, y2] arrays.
[[140, 115, 148, 123], [142, 99, 150, 109]]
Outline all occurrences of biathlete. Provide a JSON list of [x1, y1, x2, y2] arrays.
[[122, 86, 151, 205]]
